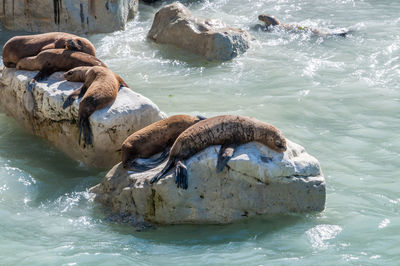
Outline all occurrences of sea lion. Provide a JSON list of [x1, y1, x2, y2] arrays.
[[16, 49, 106, 91], [150, 115, 287, 189], [258, 14, 349, 37], [62, 66, 119, 145], [63, 66, 129, 108], [121, 114, 206, 171], [2, 32, 96, 68]]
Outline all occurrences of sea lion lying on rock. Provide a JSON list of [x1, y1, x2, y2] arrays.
[[2, 32, 96, 68], [16, 49, 106, 91], [258, 14, 349, 37], [62, 66, 120, 145], [150, 115, 287, 189], [121, 114, 206, 171], [63, 66, 129, 93]]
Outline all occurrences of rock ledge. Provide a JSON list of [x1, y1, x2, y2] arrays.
[[90, 140, 325, 224]]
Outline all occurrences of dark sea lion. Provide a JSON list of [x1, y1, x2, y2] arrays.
[[2, 32, 96, 68], [16, 49, 106, 91], [121, 114, 206, 171], [150, 115, 287, 189], [258, 14, 349, 37], [62, 66, 119, 145]]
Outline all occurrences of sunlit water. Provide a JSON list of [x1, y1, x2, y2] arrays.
[[0, 0, 399, 264]]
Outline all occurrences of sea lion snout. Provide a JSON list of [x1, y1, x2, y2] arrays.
[[66, 39, 82, 51], [275, 140, 287, 152]]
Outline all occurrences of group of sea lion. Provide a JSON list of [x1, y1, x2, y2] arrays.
[[121, 114, 287, 190], [2, 19, 310, 190], [2, 32, 128, 145]]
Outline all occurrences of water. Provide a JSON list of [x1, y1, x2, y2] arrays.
[[1, 0, 399, 264]]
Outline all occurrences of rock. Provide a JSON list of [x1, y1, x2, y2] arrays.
[[0, 67, 166, 168], [0, 0, 138, 34], [90, 140, 326, 224], [147, 2, 251, 61]]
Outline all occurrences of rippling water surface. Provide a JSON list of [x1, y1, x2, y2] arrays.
[[1, 0, 399, 264]]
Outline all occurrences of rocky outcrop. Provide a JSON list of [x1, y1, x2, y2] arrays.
[[0, 0, 138, 34], [0, 67, 166, 168], [90, 140, 325, 224], [148, 2, 251, 61]]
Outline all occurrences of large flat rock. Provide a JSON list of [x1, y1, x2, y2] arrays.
[[90, 140, 325, 224], [148, 2, 251, 61], [0, 0, 138, 34], [0, 67, 166, 168]]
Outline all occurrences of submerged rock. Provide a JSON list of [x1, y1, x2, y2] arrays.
[[0, 67, 166, 168], [0, 0, 138, 34], [90, 140, 325, 224], [148, 2, 251, 61]]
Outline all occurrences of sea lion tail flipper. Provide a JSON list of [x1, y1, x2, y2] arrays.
[[150, 159, 175, 184], [131, 148, 170, 172], [175, 160, 188, 190], [196, 115, 207, 120], [216, 143, 237, 173]]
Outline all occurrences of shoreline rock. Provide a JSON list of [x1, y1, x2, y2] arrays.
[[0, 67, 166, 168], [148, 2, 251, 61], [0, 0, 138, 34], [90, 140, 326, 224]]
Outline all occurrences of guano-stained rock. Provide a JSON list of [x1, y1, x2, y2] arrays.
[[0, 67, 166, 168], [0, 0, 138, 34], [90, 140, 326, 224], [148, 2, 251, 61]]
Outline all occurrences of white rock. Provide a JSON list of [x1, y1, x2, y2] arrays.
[[90, 140, 326, 224], [0, 0, 138, 34], [147, 2, 251, 61], [0, 67, 166, 168]]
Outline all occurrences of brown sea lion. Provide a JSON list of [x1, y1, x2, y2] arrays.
[[2, 32, 96, 68], [64, 66, 128, 86], [258, 14, 349, 37], [16, 49, 106, 91], [121, 114, 206, 171], [62, 66, 119, 145], [150, 115, 287, 189]]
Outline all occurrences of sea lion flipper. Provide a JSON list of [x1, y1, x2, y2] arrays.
[[150, 159, 175, 184], [130, 148, 170, 172], [175, 160, 188, 189], [63, 96, 75, 109], [34, 65, 55, 81], [41, 43, 55, 51], [79, 116, 93, 145], [216, 143, 237, 173]]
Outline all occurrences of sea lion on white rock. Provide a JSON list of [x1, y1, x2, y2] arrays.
[[150, 115, 287, 189], [16, 49, 106, 92], [2, 32, 96, 68], [121, 114, 206, 171], [62, 66, 120, 145]]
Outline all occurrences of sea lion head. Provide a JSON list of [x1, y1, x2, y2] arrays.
[[65, 37, 96, 57], [64, 66, 92, 82], [265, 127, 287, 153], [258, 14, 280, 26]]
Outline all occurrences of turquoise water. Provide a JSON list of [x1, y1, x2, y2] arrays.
[[1, 0, 400, 264]]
